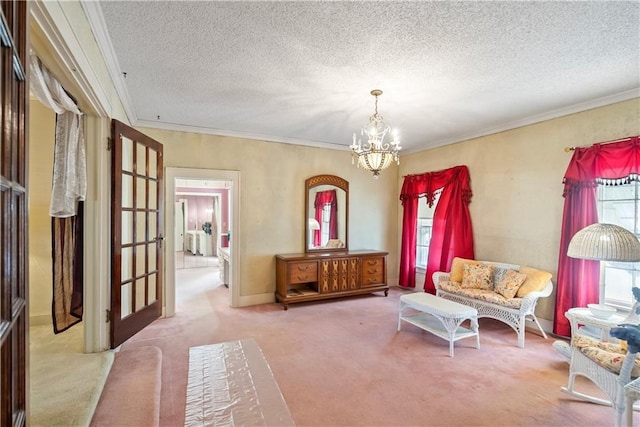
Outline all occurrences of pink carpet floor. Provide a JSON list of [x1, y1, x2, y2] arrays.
[[113, 266, 615, 426]]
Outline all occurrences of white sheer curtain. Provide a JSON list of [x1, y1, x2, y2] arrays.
[[29, 51, 86, 217], [29, 52, 85, 333]]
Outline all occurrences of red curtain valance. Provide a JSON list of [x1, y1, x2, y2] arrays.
[[399, 165, 474, 293], [400, 165, 473, 206], [563, 136, 640, 194], [555, 136, 640, 337]]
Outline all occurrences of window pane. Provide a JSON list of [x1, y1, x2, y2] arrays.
[[599, 182, 639, 309], [600, 184, 635, 201], [604, 263, 638, 305]]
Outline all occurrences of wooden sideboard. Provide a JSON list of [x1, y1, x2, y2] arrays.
[[275, 250, 389, 309]]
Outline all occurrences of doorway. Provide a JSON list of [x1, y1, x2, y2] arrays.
[[175, 186, 225, 270], [164, 168, 240, 317]]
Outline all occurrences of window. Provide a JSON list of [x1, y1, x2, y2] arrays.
[[598, 182, 640, 309], [320, 203, 331, 247], [416, 218, 433, 268], [416, 193, 439, 269]]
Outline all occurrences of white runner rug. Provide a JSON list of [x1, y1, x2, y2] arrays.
[[185, 338, 295, 427]]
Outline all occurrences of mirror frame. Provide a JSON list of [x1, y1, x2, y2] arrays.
[[304, 174, 349, 253]]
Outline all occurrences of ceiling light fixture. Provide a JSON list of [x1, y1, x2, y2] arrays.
[[350, 89, 401, 178]]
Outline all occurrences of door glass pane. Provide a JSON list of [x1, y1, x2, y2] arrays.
[[121, 247, 133, 282], [121, 212, 133, 245], [148, 274, 157, 303], [149, 212, 157, 240], [121, 282, 132, 318], [136, 143, 147, 176], [148, 242, 157, 271], [136, 211, 147, 243], [149, 180, 157, 209], [122, 136, 133, 172], [135, 278, 146, 312], [136, 177, 147, 209], [149, 150, 157, 179], [136, 244, 147, 276], [122, 175, 133, 208]]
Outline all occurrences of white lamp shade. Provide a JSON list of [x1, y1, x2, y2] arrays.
[[567, 223, 640, 262], [308, 218, 320, 231]]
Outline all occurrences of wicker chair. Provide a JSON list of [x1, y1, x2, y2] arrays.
[[561, 308, 640, 427]]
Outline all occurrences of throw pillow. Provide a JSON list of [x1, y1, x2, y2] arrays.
[[492, 266, 512, 286], [450, 257, 481, 283], [461, 263, 494, 290], [516, 266, 553, 298], [494, 269, 527, 299]]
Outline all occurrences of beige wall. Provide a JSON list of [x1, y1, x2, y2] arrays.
[[137, 127, 399, 297], [28, 100, 56, 324], [34, 0, 639, 326], [399, 98, 640, 322]]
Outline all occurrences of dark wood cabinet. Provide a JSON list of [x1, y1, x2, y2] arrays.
[[275, 250, 389, 309]]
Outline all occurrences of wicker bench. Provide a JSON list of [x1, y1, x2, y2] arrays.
[[432, 258, 553, 348]]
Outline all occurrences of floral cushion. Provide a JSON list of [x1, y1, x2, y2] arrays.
[[438, 281, 463, 293], [437, 281, 523, 309], [449, 257, 482, 282], [461, 263, 494, 290], [573, 335, 640, 378], [494, 269, 527, 299]]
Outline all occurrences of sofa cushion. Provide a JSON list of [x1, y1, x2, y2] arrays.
[[516, 266, 553, 298], [495, 269, 527, 299], [573, 335, 640, 378], [438, 281, 463, 293], [438, 281, 523, 309], [450, 257, 482, 282], [461, 263, 494, 290]]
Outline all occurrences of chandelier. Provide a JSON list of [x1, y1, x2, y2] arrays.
[[350, 89, 401, 178]]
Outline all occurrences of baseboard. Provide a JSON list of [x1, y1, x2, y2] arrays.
[[239, 292, 276, 307], [30, 314, 51, 326], [526, 317, 553, 336]]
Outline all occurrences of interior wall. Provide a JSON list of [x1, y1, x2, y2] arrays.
[[28, 99, 56, 325], [398, 98, 640, 323], [138, 126, 399, 299]]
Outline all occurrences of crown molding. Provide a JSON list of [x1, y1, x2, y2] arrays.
[[402, 88, 640, 155], [134, 119, 350, 152], [81, 1, 137, 124]]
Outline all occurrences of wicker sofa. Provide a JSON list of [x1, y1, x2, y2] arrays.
[[432, 258, 553, 348]]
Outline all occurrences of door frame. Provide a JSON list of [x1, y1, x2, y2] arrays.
[[164, 168, 240, 315], [30, 2, 113, 353]]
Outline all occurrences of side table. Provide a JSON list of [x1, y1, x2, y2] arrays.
[[565, 307, 626, 342]]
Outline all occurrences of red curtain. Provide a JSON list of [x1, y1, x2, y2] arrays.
[[314, 190, 337, 246], [399, 165, 475, 293], [554, 136, 640, 337]]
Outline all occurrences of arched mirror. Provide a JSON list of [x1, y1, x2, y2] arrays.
[[305, 174, 348, 252]]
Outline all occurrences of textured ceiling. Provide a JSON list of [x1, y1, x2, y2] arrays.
[[92, 1, 640, 154]]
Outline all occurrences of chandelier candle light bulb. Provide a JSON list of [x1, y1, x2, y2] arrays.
[[351, 89, 401, 178]]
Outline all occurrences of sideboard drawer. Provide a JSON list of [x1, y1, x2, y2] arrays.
[[361, 256, 385, 287], [288, 261, 318, 284]]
